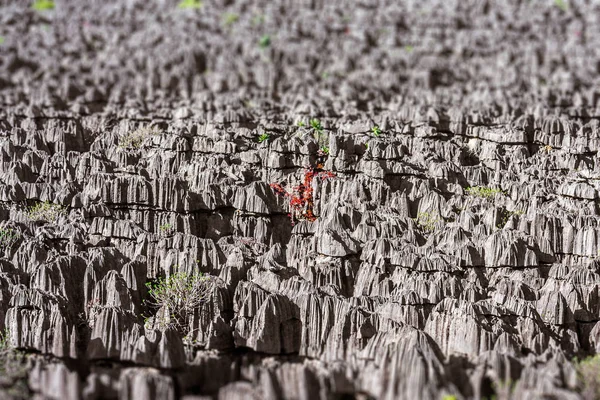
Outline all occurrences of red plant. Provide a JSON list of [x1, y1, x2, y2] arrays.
[[270, 165, 335, 225]]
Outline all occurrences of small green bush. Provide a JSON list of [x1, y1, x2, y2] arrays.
[[414, 211, 441, 232], [145, 272, 214, 333], [159, 223, 173, 233], [555, 0, 567, 11], [371, 125, 382, 137], [465, 186, 504, 199], [0, 228, 19, 250], [310, 118, 323, 133], [259, 34, 271, 48], [178, 0, 202, 9], [118, 125, 161, 149], [308, 118, 328, 147], [27, 201, 66, 222], [0, 329, 10, 351], [31, 0, 54, 11], [258, 133, 270, 143]]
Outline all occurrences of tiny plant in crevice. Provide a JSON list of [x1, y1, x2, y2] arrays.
[[543, 144, 553, 153], [0, 228, 19, 251], [405, 45, 414, 52], [319, 146, 330, 156], [465, 186, 505, 199], [0, 328, 11, 351], [145, 272, 214, 334], [223, 13, 239, 27], [270, 167, 336, 225], [0, 37, 4, 45], [84, 298, 102, 329], [497, 209, 524, 229], [26, 201, 66, 222], [296, 121, 305, 127], [371, 125, 382, 137], [309, 118, 328, 148], [31, 0, 55, 11], [258, 132, 270, 143], [258, 34, 271, 48], [442, 396, 458, 400], [159, 223, 173, 235], [555, 0, 568, 12], [118, 125, 161, 149], [178, 0, 203, 9], [414, 211, 441, 233], [310, 118, 323, 133]]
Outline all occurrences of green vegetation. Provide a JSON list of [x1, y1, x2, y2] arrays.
[[145, 272, 213, 333], [159, 223, 173, 234], [320, 146, 330, 155], [178, 0, 203, 9], [465, 186, 504, 199], [309, 118, 328, 147], [442, 396, 458, 400], [555, 0, 568, 11], [310, 118, 323, 133], [118, 125, 161, 149], [0, 329, 10, 351], [31, 0, 55, 11], [27, 201, 66, 222], [0, 228, 19, 250], [258, 132, 270, 143], [497, 209, 524, 229], [576, 355, 600, 399], [0, 37, 4, 45], [414, 211, 441, 232], [259, 34, 271, 48], [371, 125, 382, 137], [297, 121, 305, 127], [405, 45, 414, 52], [223, 13, 239, 26]]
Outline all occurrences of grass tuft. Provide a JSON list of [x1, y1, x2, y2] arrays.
[[27, 201, 66, 222], [258, 132, 270, 143], [31, 0, 54, 11], [259, 34, 271, 48], [118, 125, 161, 149], [178, 0, 203, 9], [465, 186, 504, 199]]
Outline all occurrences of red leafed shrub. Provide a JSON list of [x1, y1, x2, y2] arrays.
[[270, 166, 335, 224]]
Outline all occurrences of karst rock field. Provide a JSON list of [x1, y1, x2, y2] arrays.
[[2, 0, 600, 399]]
